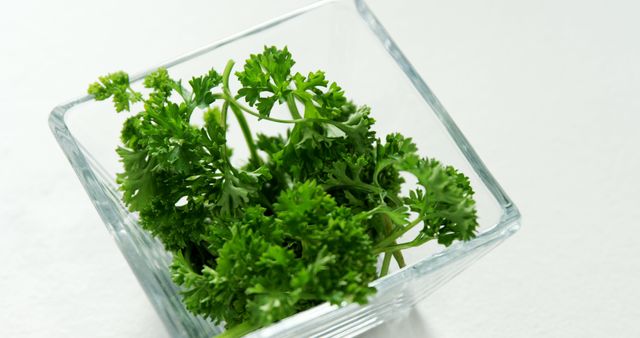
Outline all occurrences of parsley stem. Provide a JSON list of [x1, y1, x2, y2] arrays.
[[229, 103, 261, 167], [363, 204, 384, 217], [222, 60, 234, 89], [286, 93, 302, 119], [231, 98, 301, 123], [379, 252, 392, 277], [222, 60, 261, 166], [219, 101, 232, 167], [381, 214, 406, 268], [374, 216, 425, 250], [212, 92, 303, 124], [373, 236, 433, 255], [221, 101, 229, 129], [393, 251, 406, 268]]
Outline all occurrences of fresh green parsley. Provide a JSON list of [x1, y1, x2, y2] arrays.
[[88, 46, 479, 337]]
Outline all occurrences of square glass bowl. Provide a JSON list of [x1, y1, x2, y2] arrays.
[[49, 0, 521, 337]]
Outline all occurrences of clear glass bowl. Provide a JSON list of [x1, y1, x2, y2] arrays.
[[49, 0, 521, 337]]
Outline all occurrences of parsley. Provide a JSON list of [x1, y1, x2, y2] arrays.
[[88, 46, 479, 337]]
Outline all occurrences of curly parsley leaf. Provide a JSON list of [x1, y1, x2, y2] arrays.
[[236, 46, 294, 117], [189, 68, 222, 108], [402, 158, 479, 245], [88, 71, 142, 112]]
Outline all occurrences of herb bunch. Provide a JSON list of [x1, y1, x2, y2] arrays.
[[88, 46, 479, 337]]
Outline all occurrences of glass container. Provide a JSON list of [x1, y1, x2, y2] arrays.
[[49, 1, 521, 337]]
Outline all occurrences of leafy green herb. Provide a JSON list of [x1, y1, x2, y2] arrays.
[[88, 46, 479, 337]]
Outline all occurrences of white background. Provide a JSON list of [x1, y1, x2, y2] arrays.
[[2, 0, 639, 337]]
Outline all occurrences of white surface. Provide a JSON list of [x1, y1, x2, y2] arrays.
[[1, 0, 639, 337]]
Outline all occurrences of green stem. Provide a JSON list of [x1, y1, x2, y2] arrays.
[[213, 92, 302, 124], [379, 252, 392, 277], [221, 60, 235, 90], [374, 216, 424, 250], [373, 236, 433, 255], [363, 204, 385, 218], [381, 214, 406, 269], [229, 103, 261, 167], [222, 60, 261, 167], [232, 98, 301, 123], [221, 101, 229, 130], [286, 93, 303, 119], [217, 322, 261, 338], [215, 91, 364, 131], [393, 251, 406, 268], [219, 101, 231, 164]]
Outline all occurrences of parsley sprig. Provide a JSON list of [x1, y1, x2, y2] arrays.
[[88, 46, 479, 337]]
